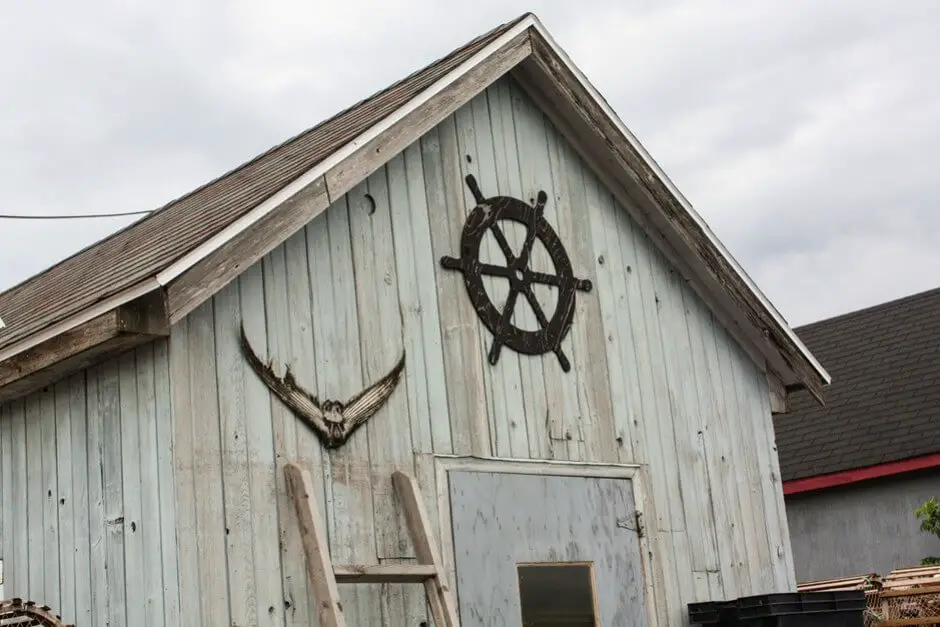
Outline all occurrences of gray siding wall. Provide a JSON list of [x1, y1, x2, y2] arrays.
[[0, 340, 179, 626], [166, 74, 794, 627], [786, 469, 940, 582]]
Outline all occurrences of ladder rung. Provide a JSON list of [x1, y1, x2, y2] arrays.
[[334, 564, 439, 584]]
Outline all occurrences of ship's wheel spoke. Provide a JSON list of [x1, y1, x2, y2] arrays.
[[522, 283, 570, 371], [529, 270, 563, 287], [479, 263, 514, 280], [489, 285, 522, 364], [489, 224, 516, 263]]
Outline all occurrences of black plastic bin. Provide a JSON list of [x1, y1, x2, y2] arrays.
[[689, 590, 866, 626]]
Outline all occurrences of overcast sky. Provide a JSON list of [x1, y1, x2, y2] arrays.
[[1, 0, 938, 327]]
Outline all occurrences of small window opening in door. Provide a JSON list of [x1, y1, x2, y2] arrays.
[[517, 561, 599, 627]]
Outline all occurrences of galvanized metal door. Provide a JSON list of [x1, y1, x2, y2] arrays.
[[448, 471, 649, 626]]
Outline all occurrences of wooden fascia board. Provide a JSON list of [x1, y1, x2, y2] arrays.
[[0, 289, 169, 405], [165, 29, 533, 323], [517, 30, 828, 405]]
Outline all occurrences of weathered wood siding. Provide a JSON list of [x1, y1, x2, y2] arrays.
[[0, 341, 179, 626], [165, 73, 794, 626]]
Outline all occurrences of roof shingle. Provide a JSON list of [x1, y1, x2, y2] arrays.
[[775, 287, 940, 482]]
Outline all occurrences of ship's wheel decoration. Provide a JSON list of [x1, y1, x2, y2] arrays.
[[440, 174, 592, 372]]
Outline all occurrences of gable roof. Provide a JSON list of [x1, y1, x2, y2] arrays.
[[0, 13, 831, 405], [775, 286, 940, 483]]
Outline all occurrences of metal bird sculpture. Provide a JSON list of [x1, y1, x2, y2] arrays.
[[239, 323, 406, 449]]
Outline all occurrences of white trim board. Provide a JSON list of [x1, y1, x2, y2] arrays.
[[430, 454, 660, 627]]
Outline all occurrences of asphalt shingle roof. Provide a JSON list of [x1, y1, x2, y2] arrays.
[[775, 286, 940, 482]]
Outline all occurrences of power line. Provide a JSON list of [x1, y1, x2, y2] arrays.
[[0, 209, 153, 220]]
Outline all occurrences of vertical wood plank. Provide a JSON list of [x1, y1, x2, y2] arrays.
[[9, 401, 27, 598], [0, 405, 8, 595], [421, 119, 489, 457], [25, 396, 43, 599], [68, 373, 92, 623], [655, 262, 720, 578], [724, 332, 773, 595], [54, 381, 75, 620], [214, 280, 258, 626], [351, 168, 414, 560], [170, 321, 202, 626], [756, 373, 797, 590], [40, 388, 60, 608], [511, 80, 587, 462], [712, 323, 761, 597], [65, 373, 93, 623], [701, 310, 750, 596], [188, 300, 231, 626], [85, 366, 108, 626], [747, 366, 790, 591], [350, 167, 414, 622], [262, 244, 312, 626], [0, 404, 10, 595], [584, 169, 639, 463], [154, 338, 182, 625], [100, 358, 127, 626], [237, 263, 287, 627], [481, 81, 536, 460], [452, 100, 504, 458], [284, 223, 329, 619], [387, 148, 437, 623], [136, 344, 167, 626], [683, 292, 739, 599], [119, 351, 144, 627], [544, 115, 618, 464]]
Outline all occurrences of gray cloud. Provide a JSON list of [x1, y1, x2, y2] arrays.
[[1, 0, 938, 327]]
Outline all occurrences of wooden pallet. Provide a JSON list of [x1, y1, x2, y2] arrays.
[[284, 461, 460, 627]]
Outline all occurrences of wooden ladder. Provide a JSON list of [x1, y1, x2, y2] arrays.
[[284, 461, 460, 627]]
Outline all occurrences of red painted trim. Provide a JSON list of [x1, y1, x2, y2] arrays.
[[783, 453, 940, 495]]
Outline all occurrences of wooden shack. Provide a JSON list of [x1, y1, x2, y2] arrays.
[[0, 13, 831, 627]]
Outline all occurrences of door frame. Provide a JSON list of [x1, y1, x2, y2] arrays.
[[430, 454, 660, 627]]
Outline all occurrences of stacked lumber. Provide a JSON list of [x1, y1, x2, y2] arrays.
[[798, 573, 883, 593]]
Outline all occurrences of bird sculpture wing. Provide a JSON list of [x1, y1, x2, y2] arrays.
[[239, 324, 328, 432], [339, 351, 407, 436]]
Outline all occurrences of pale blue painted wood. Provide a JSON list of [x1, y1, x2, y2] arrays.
[[53, 379, 74, 620], [0, 345, 178, 626], [237, 261, 288, 627]]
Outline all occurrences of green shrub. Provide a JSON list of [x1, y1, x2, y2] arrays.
[[915, 497, 940, 566]]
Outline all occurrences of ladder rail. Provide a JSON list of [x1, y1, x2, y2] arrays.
[[284, 461, 460, 627]]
